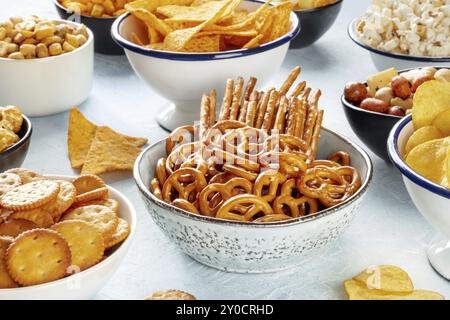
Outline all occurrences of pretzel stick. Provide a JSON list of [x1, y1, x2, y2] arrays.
[[200, 93, 210, 140], [209, 89, 216, 127], [255, 89, 272, 129], [273, 95, 288, 133], [285, 99, 297, 136], [303, 90, 321, 144], [229, 77, 244, 120], [245, 91, 259, 127], [293, 97, 306, 138], [309, 110, 324, 162], [262, 90, 279, 133], [219, 79, 234, 120], [279, 66, 301, 96], [290, 80, 306, 98], [243, 77, 257, 102], [291, 98, 302, 138], [238, 100, 248, 123]]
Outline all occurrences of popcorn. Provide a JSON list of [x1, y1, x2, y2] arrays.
[[356, 0, 450, 57]]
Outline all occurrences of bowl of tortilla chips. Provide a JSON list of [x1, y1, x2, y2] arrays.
[[111, 0, 300, 131]]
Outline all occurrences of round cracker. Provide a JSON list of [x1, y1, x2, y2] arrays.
[[0, 173, 22, 197], [0, 219, 38, 238], [0, 180, 60, 211], [0, 236, 18, 288], [145, 290, 197, 300], [51, 220, 105, 271], [105, 218, 130, 249], [6, 229, 71, 286], [9, 209, 54, 228], [72, 175, 108, 203], [73, 198, 119, 213], [5, 168, 44, 184], [62, 205, 118, 240], [42, 180, 76, 222]]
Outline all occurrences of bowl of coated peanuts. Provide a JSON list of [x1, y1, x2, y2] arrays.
[[53, 0, 131, 55], [0, 16, 94, 117]]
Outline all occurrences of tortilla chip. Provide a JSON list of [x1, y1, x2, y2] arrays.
[[163, 0, 230, 23], [125, 0, 194, 13], [184, 34, 220, 52], [81, 126, 142, 175], [129, 8, 173, 36], [68, 108, 97, 169], [242, 34, 263, 48], [264, 1, 293, 42]]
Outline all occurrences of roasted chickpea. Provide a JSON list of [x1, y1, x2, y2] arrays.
[[434, 69, 450, 82], [390, 97, 413, 110], [374, 87, 393, 105], [391, 76, 411, 99], [388, 106, 405, 117], [360, 98, 389, 114], [411, 75, 435, 92], [344, 82, 368, 105]]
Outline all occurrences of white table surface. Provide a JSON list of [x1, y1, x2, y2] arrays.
[[3, 0, 449, 300]]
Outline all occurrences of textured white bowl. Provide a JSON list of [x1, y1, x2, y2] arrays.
[[348, 19, 450, 71], [112, 0, 300, 131], [0, 21, 94, 117], [388, 115, 450, 280], [134, 128, 373, 273], [0, 175, 136, 300]]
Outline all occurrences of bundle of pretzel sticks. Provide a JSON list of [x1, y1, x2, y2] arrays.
[[150, 66, 362, 222]]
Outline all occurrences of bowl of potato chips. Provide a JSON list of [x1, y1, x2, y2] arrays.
[[388, 80, 450, 280], [111, 0, 300, 131]]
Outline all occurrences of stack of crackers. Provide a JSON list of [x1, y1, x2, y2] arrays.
[[68, 107, 148, 175], [0, 168, 130, 288]]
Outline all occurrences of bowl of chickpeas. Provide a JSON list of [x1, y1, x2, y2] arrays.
[[0, 16, 94, 117], [53, 0, 131, 55]]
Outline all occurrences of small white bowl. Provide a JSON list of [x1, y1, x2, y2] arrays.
[[134, 128, 373, 273], [0, 21, 94, 117], [348, 19, 450, 71], [388, 115, 450, 280], [112, 0, 300, 131], [0, 175, 136, 300]]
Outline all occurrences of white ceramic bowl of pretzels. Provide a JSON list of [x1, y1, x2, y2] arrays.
[[134, 67, 373, 273], [0, 170, 135, 299]]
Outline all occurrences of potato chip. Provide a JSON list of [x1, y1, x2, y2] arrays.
[[353, 265, 413, 294], [68, 107, 98, 169], [412, 80, 450, 130], [406, 137, 450, 186], [432, 108, 450, 137], [81, 126, 143, 175], [344, 280, 444, 300], [403, 125, 443, 157]]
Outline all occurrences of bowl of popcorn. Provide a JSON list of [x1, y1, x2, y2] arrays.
[[0, 171, 136, 300], [349, 0, 450, 71], [53, 0, 132, 54], [0, 16, 94, 117], [112, 0, 300, 131], [0, 106, 32, 172]]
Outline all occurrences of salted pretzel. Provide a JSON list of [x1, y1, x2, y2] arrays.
[[271, 179, 318, 217], [253, 170, 286, 202], [260, 152, 308, 178], [166, 125, 196, 154], [213, 148, 260, 172], [219, 127, 267, 160], [162, 168, 207, 203], [216, 194, 273, 222], [328, 151, 351, 166], [172, 199, 200, 214], [222, 164, 259, 182], [254, 214, 292, 222], [264, 134, 311, 157], [166, 142, 199, 174], [150, 178, 162, 200], [156, 158, 168, 185]]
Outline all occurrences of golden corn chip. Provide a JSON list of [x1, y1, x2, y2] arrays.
[[242, 34, 263, 48], [403, 125, 444, 157], [197, 29, 257, 37], [146, 24, 162, 43], [129, 8, 173, 36], [406, 137, 450, 186], [146, 42, 166, 50], [165, 20, 201, 30], [156, 4, 197, 18], [432, 108, 450, 136], [191, 0, 216, 6], [217, 10, 248, 25], [412, 80, 450, 130], [344, 280, 444, 300], [126, 0, 194, 12], [184, 34, 220, 52], [163, 0, 232, 23], [68, 107, 97, 169], [131, 31, 146, 45], [353, 265, 413, 294], [264, 1, 293, 42], [81, 126, 143, 175]]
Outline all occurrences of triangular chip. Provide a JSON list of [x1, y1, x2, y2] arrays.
[[184, 34, 220, 52], [81, 126, 142, 175], [125, 0, 195, 13], [68, 107, 97, 169]]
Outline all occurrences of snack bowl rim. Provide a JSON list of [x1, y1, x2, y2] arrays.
[[388, 114, 450, 199], [0, 114, 32, 157], [111, 0, 301, 61], [0, 174, 137, 293], [348, 18, 450, 62], [293, 0, 343, 13], [134, 126, 373, 228], [0, 18, 94, 63], [52, 0, 118, 20]]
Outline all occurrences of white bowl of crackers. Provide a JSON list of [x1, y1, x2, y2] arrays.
[[0, 169, 135, 299], [111, 0, 300, 130]]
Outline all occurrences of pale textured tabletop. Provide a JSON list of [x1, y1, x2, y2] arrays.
[[3, 0, 449, 300]]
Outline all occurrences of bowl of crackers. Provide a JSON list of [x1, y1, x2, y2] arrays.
[[0, 106, 32, 172], [0, 170, 136, 299], [0, 16, 94, 117], [111, 0, 300, 131], [135, 67, 373, 273]]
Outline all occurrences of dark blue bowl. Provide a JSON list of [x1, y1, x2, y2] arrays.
[[0, 115, 32, 172]]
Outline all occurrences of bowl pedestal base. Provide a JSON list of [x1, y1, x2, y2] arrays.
[[156, 100, 199, 132], [427, 234, 450, 280]]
